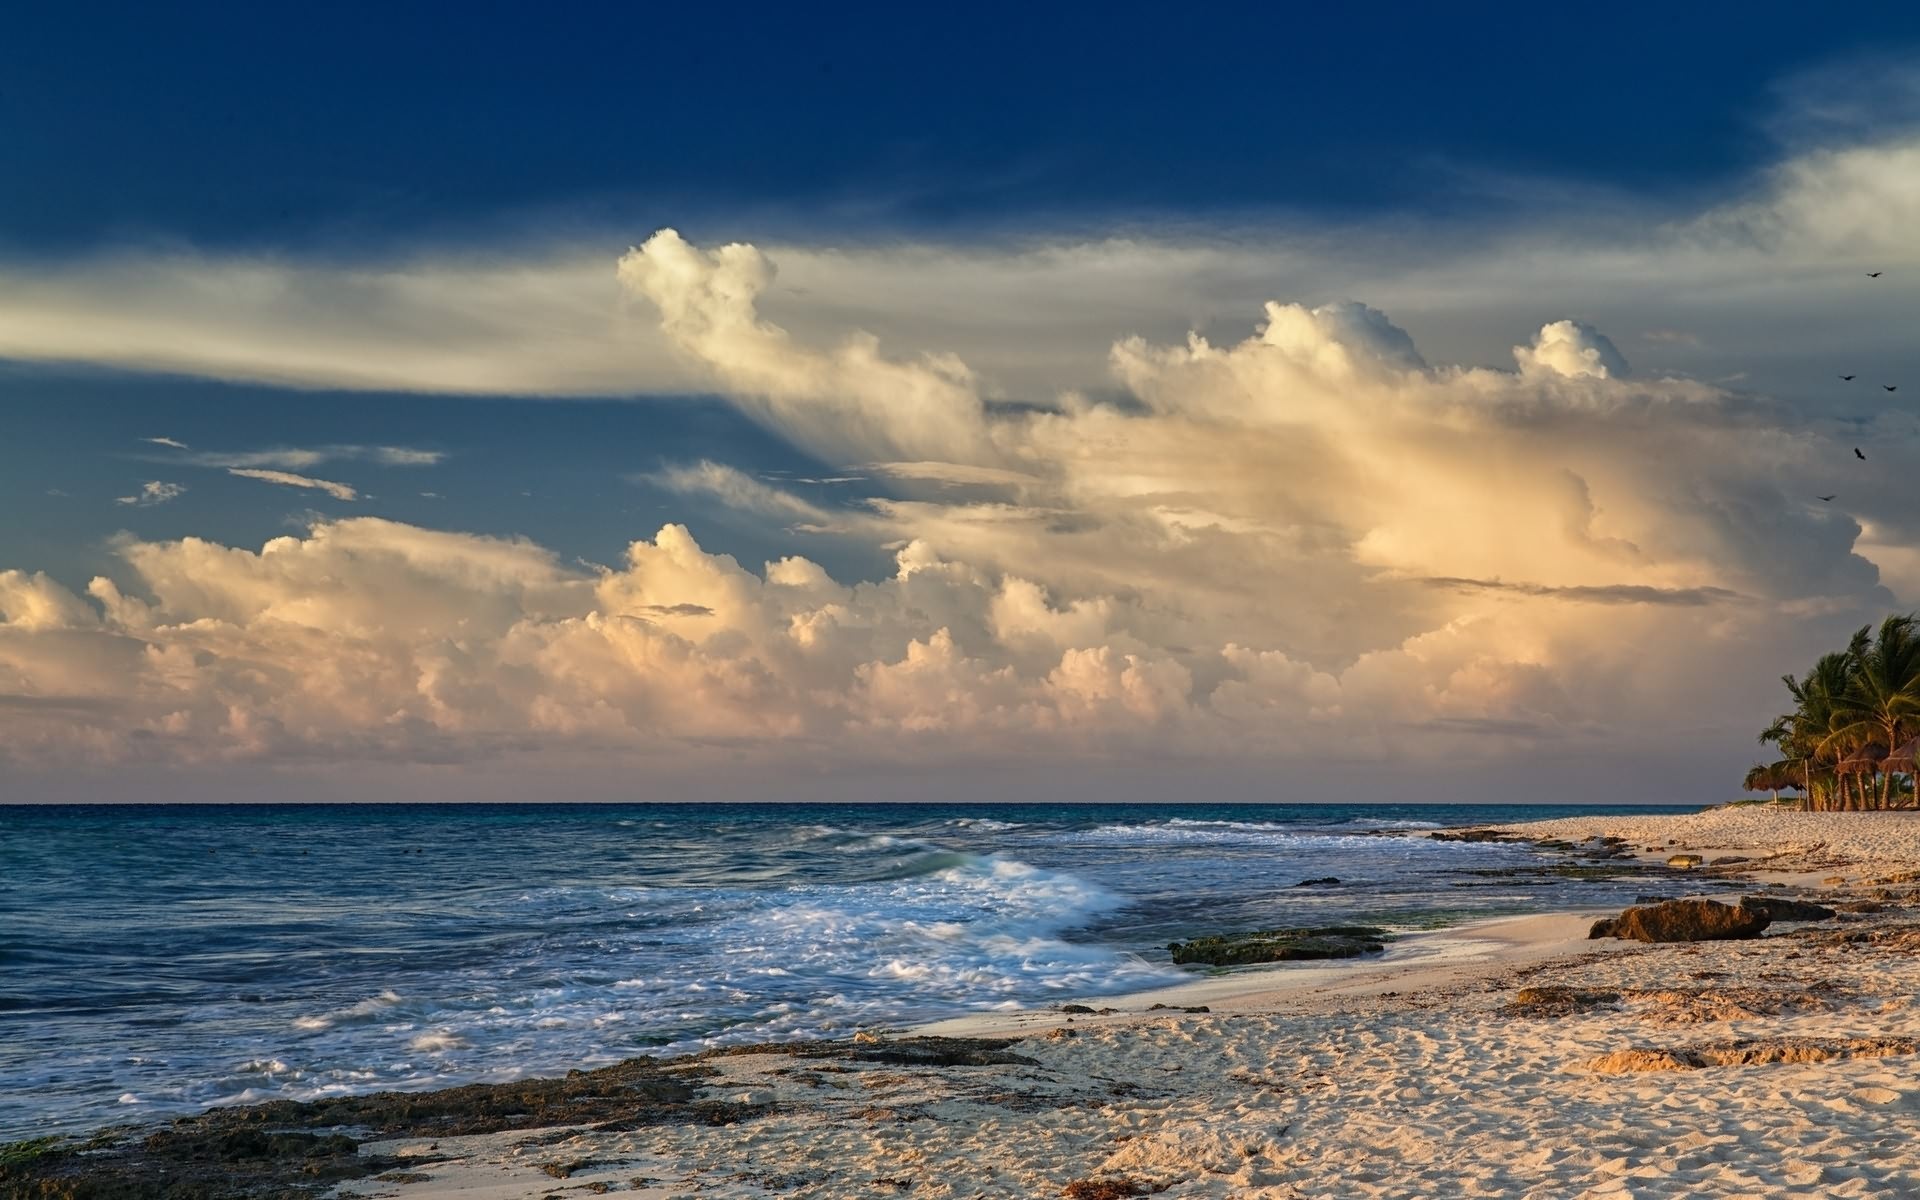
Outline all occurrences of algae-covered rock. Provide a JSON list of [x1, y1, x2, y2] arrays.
[[1740, 896, 1835, 923], [1167, 926, 1388, 966], [1588, 899, 1770, 943]]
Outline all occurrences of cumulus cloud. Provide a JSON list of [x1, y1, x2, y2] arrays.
[[114, 481, 186, 507], [227, 469, 357, 501], [0, 227, 1907, 793], [1514, 320, 1629, 379]]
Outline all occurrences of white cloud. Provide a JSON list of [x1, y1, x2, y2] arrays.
[[141, 436, 189, 450], [1, 124, 1918, 411], [0, 237, 1906, 795], [114, 481, 186, 507], [7, 94, 1920, 794], [227, 468, 357, 501], [178, 445, 444, 470]]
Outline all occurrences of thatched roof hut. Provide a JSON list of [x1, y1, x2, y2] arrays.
[[1836, 743, 1890, 775], [1743, 761, 1804, 794], [1884, 737, 1920, 775]]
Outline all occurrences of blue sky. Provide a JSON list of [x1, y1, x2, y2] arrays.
[[4, 5, 1920, 801], [6, 3, 1917, 250]]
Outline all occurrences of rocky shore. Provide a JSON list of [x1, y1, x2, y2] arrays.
[[11, 807, 1920, 1199]]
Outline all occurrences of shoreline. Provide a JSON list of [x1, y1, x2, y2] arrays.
[[13, 805, 1920, 1198]]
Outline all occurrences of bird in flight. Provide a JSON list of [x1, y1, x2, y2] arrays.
[[1886, 385, 1899, 393], [1868, 271, 1884, 278], [1856, 448, 1868, 460], [1841, 374, 1856, 381], [1818, 494, 1837, 502]]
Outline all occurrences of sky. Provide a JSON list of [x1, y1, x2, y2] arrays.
[[4, 4, 1920, 803]]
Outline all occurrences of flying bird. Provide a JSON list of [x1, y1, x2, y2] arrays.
[[1841, 375, 1856, 381], [1868, 271, 1884, 278], [1855, 448, 1867, 460], [1817, 494, 1836, 502], [1886, 385, 1899, 393]]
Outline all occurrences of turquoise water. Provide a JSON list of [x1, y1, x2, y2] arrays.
[[0, 801, 1691, 1138]]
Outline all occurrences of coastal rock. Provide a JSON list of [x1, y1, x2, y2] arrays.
[[1292, 876, 1341, 888], [1588, 899, 1771, 943], [1586, 1036, 1916, 1074], [1666, 854, 1705, 869], [1739, 896, 1836, 923], [1167, 926, 1388, 966], [1499, 986, 1621, 1018], [1429, 829, 1518, 843], [1063, 1179, 1149, 1199]]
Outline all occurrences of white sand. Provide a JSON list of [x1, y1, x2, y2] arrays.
[[333, 809, 1920, 1200]]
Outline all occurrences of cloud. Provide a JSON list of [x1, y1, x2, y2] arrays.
[[1417, 577, 1741, 606], [227, 468, 357, 501], [647, 461, 837, 528], [114, 481, 186, 507], [174, 445, 443, 470], [1515, 320, 1629, 379], [3, 113, 1918, 414], [141, 436, 189, 450], [0, 229, 1906, 792]]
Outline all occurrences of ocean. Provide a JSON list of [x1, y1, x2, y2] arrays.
[[0, 801, 1693, 1139]]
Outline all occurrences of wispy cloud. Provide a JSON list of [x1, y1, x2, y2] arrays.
[[141, 436, 189, 450], [646, 461, 835, 527], [175, 445, 443, 470], [227, 468, 357, 501], [1417, 577, 1742, 606], [114, 481, 186, 507]]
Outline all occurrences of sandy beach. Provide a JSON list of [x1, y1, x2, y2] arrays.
[[17, 807, 1920, 1200]]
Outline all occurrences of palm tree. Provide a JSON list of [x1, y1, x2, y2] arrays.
[[1832, 615, 1920, 807], [1760, 649, 1856, 810]]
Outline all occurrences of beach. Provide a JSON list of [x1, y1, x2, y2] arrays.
[[13, 806, 1920, 1199]]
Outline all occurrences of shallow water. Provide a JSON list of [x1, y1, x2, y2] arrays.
[[0, 800, 1691, 1138]]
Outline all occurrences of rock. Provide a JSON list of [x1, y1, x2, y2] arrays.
[[1709, 856, 1750, 866], [1739, 896, 1835, 922], [1588, 899, 1771, 943], [1500, 986, 1621, 1017], [1064, 1179, 1149, 1199], [1058, 1004, 1096, 1014], [1167, 926, 1388, 966], [1586, 1036, 1915, 1074], [1293, 876, 1341, 887], [1429, 829, 1517, 843], [1667, 854, 1705, 869], [1823, 875, 1849, 886], [1146, 1003, 1210, 1013]]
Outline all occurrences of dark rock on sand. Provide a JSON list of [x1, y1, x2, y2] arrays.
[[1063, 1178, 1150, 1199], [1499, 985, 1622, 1018], [1168, 926, 1388, 966], [1430, 829, 1519, 843], [1589, 898, 1771, 943], [1585, 1036, 1916, 1074], [1740, 896, 1836, 923]]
